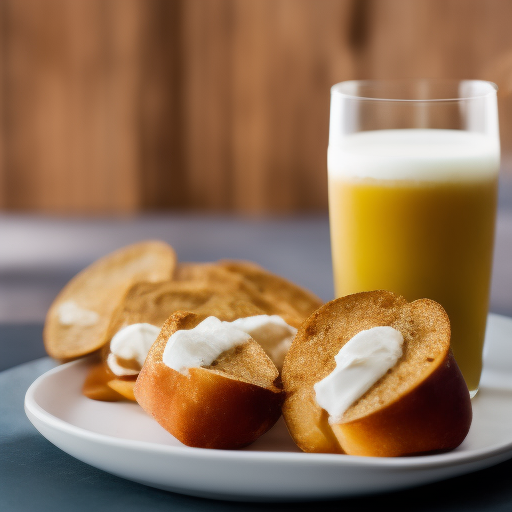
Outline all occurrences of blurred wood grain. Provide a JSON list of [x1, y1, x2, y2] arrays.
[[1, 0, 512, 214]]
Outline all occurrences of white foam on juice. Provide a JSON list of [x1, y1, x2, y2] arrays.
[[328, 129, 499, 182]]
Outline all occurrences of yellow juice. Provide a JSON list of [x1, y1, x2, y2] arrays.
[[328, 130, 499, 393]]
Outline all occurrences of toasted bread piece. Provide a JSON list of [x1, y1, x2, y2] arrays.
[[44, 241, 177, 360], [218, 260, 323, 322], [105, 279, 267, 339], [175, 261, 322, 327], [134, 311, 284, 449], [174, 261, 236, 282], [82, 361, 126, 402], [282, 290, 472, 457]]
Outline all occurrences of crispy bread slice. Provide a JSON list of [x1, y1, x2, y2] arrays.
[[282, 290, 472, 457], [105, 279, 268, 339], [218, 260, 323, 322], [134, 311, 284, 449], [175, 261, 322, 327], [44, 241, 176, 360]]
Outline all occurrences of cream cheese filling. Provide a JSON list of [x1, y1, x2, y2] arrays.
[[162, 315, 297, 374], [107, 323, 160, 377], [314, 326, 404, 423]]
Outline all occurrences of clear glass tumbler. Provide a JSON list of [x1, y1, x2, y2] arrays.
[[328, 79, 500, 396]]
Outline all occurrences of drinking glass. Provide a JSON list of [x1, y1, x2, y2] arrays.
[[328, 79, 500, 396]]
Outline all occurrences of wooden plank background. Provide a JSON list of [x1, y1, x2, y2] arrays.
[[1, 0, 512, 214]]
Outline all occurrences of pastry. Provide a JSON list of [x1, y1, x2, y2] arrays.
[[134, 311, 285, 449], [282, 290, 472, 456]]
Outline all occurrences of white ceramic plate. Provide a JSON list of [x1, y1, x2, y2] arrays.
[[25, 314, 512, 502]]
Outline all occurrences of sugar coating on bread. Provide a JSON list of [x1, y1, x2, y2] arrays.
[[282, 290, 471, 456], [175, 261, 294, 322], [111, 263, 308, 336]]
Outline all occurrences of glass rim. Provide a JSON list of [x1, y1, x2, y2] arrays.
[[331, 79, 498, 103]]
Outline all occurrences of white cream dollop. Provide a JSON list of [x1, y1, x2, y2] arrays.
[[163, 316, 251, 375], [230, 315, 297, 370], [58, 300, 99, 327], [107, 323, 160, 376], [314, 326, 404, 423]]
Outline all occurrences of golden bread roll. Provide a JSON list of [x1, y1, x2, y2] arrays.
[[134, 311, 284, 449], [44, 241, 176, 360], [282, 290, 472, 457]]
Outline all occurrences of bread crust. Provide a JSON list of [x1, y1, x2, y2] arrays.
[[134, 311, 284, 449], [331, 351, 472, 457]]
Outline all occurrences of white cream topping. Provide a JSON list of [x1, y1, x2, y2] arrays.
[[328, 129, 499, 182], [230, 315, 297, 370], [107, 323, 160, 377], [58, 300, 100, 327], [163, 316, 251, 375], [162, 315, 297, 375], [314, 326, 404, 423]]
